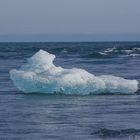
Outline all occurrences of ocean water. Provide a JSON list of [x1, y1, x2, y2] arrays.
[[0, 42, 140, 140]]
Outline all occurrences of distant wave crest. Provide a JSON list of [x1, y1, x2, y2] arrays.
[[85, 47, 140, 59]]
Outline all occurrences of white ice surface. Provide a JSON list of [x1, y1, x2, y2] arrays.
[[10, 50, 139, 95]]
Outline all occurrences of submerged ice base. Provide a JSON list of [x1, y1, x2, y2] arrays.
[[10, 50, 139, 95]]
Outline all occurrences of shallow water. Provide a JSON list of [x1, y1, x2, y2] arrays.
[[0, 42, 140, 139]]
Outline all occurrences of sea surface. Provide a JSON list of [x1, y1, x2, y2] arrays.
[[0, 42, 140, 140]]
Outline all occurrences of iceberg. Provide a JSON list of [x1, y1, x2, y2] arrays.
[[10, 50, 139, 95]]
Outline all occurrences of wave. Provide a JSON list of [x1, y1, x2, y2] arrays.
[[83, 52, 108, 59], [1, 43, 140, 60], [9, 50, 138, 95], [45, 46, 140, 58], [81, 46, 140, 59], [92, 128, 140, 138], [103, 46, 140, 57]]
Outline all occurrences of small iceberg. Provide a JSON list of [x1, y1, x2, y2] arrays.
[[10, 50, 139, 95]]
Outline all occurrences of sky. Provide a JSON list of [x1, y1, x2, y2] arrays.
[[0, 0, 140, 41]]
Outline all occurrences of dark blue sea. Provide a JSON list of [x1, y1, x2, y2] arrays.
[[0, 42, 140, 140]]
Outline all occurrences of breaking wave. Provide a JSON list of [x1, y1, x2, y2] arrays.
[[103, 46, 140, 57], [9, 50, 138, 95], [81, 46, 140, 59]]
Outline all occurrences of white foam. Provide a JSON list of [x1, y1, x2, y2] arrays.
[[129, 53, 140, 57], [98, 52, 107, 55], [104, 47, 116, 53], [10, 50, 139, 95]]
